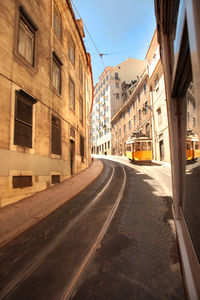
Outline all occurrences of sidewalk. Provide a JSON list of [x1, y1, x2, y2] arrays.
[[0, 159, 103, 247]]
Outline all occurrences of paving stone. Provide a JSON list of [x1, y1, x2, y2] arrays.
[[73, 164, 185, 300]]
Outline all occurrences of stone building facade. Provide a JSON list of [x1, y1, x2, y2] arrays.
[[0, 0, 93, 206], [146, 31, 170, 163], [111, 69, 150, 156]]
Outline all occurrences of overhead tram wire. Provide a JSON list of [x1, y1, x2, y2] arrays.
[[90, 43, 158, 56], [70, 0, 106, 69]]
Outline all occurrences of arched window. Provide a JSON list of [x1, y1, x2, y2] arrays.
[[146, 123, 150, 135]]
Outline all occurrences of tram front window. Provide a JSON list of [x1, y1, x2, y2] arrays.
[[141, 142, 147, 151], [135, 142, 140, 151], [183, 81, 200, 263], [126, 145, 131, 152], [148, 142, 152, 151]]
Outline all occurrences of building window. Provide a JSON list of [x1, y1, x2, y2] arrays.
[[115, 72, 119, 80], [108, 141, 110, 148], [124, 124, 126, 133], [187, 112, 190, 123], [134, 115, 136, 125], [116, 93, 119, 99], [138, 93, 140, 103], [51, 115, 61, 155], [53, 2, 61, 39], [115, 82, 119, 88], [144, 83, 147, 94], [52, 52, 62, 94], [128, 106, 131, 114], [69, 77, 75, 110], [139, 109, 141, 121], [69, 37, 75, 65], [51, 175, 60, 184], [14, 90, 37, 148], [79, 96, 83, 123], [123, 112, 125, 119], [193, 117, 196, 127], [157, 107, 162, 126], [18, 12, 36, 66], [13, 176, 32, 188], [192, 101, 196, 111], [132, 101, 135, 109], [146, 123, 150, 135], [129, 120, 131, 130], [144, 101, 148, 114], [80, 135, 84, 162], [79, 59, 83, 85], [155, 75, 159, 91]]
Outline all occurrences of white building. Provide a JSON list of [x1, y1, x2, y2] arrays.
[[91, 58, 146, 155]]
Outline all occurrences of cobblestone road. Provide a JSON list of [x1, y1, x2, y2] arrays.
[[72, 162, 185, 300]]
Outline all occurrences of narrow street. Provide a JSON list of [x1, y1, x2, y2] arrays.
[[0, 158, 185, 300]]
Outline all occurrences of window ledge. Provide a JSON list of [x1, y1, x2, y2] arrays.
[[13, 50, 37, 75], [51, 87, 62, 98], [10, 144, 35, 155], [50, 153, 62, 159]]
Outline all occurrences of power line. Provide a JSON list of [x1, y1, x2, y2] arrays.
[[70, 0, 106, 69], [90, 43, 159, 56]]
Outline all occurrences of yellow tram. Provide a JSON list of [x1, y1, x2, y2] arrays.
[[126, 136, 152, 161], [186, 134, 200, 161]]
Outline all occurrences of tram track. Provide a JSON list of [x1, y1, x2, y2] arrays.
[[0, 161, 126, 300], [61, 166, 126, 300]]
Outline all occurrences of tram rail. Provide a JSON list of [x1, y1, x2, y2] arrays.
[[0, 162, 126, 300]]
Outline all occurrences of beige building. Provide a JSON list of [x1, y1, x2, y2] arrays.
[[0, 0, 93, 207], [91, 58, 146, 155], [111, 68, 150, 156], [146, 31, 170, 163]]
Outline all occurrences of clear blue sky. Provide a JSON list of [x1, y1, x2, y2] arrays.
[[71, 0, 156, 85]]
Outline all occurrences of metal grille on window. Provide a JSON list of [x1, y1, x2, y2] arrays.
[[14, 93, 33, 148], [13, 176, 32, 188], [51, 115, 61, 155], [80, 135, 84, 162], [51, 175, 60, 184]]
